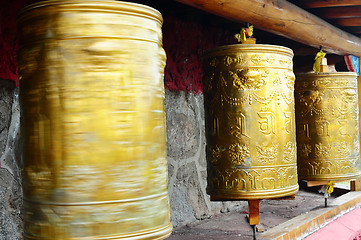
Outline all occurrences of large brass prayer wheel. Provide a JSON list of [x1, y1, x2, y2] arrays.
[[18, 1, 172, 239], [203, 44, 299, 200], [295, 72, 361, 181]]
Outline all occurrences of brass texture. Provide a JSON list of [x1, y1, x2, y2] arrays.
[[295, 72, 361, 181], [203, 44, 299, 200], [17, 1, 172, 239]]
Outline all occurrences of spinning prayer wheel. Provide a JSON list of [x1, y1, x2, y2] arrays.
[[203, 44, 299, 200], [295, 72, 361, 181], [18, 1, 172, 239]]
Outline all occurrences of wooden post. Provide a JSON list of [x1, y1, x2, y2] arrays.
[[248, 200, 260, 225], [350, 179, 361, 191]]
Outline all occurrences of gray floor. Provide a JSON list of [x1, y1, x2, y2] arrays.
[[167, 189, 334, 240]]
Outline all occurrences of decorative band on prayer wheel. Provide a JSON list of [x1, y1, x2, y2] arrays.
[[17, 1, 172, 239], [295, 72, 361, 181], [203, 44, 299, 200]]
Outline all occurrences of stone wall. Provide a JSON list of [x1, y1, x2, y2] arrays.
[[165, 90, 247, 228], [0, 81, 22, 240]]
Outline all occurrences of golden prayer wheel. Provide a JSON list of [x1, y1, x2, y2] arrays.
[[17, 1, 172, 239], [295, 72, 361, 181], [202, 44, 299, 200]]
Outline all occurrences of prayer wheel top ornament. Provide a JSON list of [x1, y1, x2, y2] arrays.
[[295, 55, 361, 181], [18, 1, 172, 239], [203, 37, 299, 200]]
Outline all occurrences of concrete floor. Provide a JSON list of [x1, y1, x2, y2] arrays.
[[167, 189, 335, 240]]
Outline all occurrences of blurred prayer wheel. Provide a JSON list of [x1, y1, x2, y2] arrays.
[[295, 72, 361, 181], [202, 44, 299, 200], [17, 1, 172, 239]]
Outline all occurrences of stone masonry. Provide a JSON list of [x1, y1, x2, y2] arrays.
[[0, 80, 22, 240], [165, 90, 247, 228]]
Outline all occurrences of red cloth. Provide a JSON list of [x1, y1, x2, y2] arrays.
[[1, 1, 235, 91], [163, 15, 234, 93], [0, 0, 38, 86], [0, 0, 23, 85]]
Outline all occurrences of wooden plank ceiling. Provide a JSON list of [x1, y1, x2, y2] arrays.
[[289, 0, 361, 38]]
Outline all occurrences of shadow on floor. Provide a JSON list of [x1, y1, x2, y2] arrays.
[[167, 182, 345, 240]]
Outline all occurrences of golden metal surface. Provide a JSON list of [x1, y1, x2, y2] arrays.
[[17, 1, 172, 239], [203, 44, 299, 200], [295, 72, 361, 181]]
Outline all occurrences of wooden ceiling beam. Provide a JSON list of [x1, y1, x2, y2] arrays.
[[175, 0, 361, 56], [314, 6, 361, 19], [333, 18, 361, 27], [299, 0, 361, 8]]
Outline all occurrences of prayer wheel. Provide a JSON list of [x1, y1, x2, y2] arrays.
[[17, 1, 172, 239], [203, 44, 299, 200], [295, 72, 361, 181]]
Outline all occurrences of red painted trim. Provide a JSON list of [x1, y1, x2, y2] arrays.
[[305, 207, 361, 240]]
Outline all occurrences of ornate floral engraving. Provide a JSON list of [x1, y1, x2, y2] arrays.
[[250, 54, 262, 65], [231, 69, 267, 90], [312, 78, 331, 87], [253, 70, 294, 105], [315, 142, 331, 157], [278, 58, 290, 66], [343, 89, 357, 104], [224, 56, 232, 66], [256, 143, 279, 164], [210, 67, 294, 107], [264, 56, 276, 65], [283, 141, 296, 163], [223, 55, 248, 67], [298, 90, 325, 116], [229, 144, 250, 165]]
